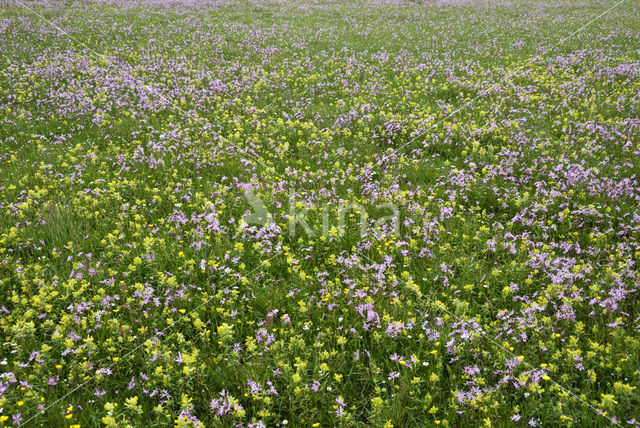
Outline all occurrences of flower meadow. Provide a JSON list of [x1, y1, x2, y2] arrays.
[[1, 0, 640, 426]]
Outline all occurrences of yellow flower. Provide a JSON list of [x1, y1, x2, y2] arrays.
[[217, 323, 234, 342], [102, 415, 117, 426], [125, 396, 139, 407], [371, 397, 384, 408], [600, 393, 618, 408]]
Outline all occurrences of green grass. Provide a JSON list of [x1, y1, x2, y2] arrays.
[[1, 0, 640, 427]]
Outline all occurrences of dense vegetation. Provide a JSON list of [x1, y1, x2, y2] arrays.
[[1, 0, 639, 426]]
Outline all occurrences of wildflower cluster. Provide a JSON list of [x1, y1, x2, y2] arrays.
[[1, 0, 639, 426]]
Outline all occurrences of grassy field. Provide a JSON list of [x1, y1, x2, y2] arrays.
[[1, 0, 640, 426]]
